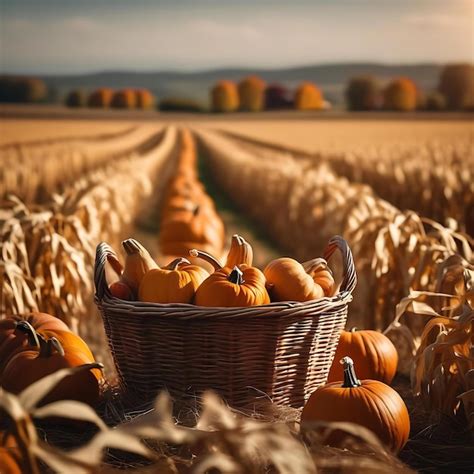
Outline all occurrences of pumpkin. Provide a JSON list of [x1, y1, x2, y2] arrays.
[[1, 333, 103, 407], [264, 257, 335, 302], [191, 249, 270, 307], [109, 281, 133, 300], [301, 357, 410, 453], [121, 239, 158, 295], [327, 328, 399, 384], [225, 234, 253, 268], [0, 313, 71, 374], [139, 257, 209, 304], [0, 433, 22, 474], [159, 206, 224, 257]]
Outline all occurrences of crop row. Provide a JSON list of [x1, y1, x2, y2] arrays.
[[196, 129, 473, 370], [0, 126, 177, 357], [0, 125, 162, 203]]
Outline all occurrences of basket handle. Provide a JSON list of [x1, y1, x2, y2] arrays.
[[94, 242, 116, 302], [323, 235, 357, 296]]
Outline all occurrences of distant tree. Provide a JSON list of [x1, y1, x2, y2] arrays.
[[159, 97, 205, 113], [383, 78, 417, 111], [438, 63, 474, 110], [111, 89, 137, 109], [65, 89, 86, 107], [135, 89, 155, 109], [87, 88, 114, 108], [424, 92, 446, 111], [0, 76, 47, 103], [211, 80, 239, 112], [265, 83, 292, 110], [345, 76, 381, 111], [238, 76, 266, 112], [294, 82, 324, 110]]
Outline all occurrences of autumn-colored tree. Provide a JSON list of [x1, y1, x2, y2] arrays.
[[0, 76, 47, 103], [135, 89, 155, 109], [383, 78, 417, 111], [87, 88, 114, 108], [111, 89, 137, 109], [345, 76, 381, 110], [294, 82, 324, 110], [65, 89, 86, 107], [438, 63, 474, 110], [265, 84, 292, 110], [211, 80, 239, 112], [238, 76, 266, 112]]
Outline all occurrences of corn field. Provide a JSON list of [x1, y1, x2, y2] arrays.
[[1, 119, 473, 473]]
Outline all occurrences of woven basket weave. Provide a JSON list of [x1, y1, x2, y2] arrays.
[[94, 235, 356, 409]]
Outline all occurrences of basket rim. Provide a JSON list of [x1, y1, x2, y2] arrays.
[[94, 235, 357, 317]]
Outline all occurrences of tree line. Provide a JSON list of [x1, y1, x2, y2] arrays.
[[0, 63, 472, 112]]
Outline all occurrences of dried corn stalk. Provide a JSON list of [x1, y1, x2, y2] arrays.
[[1, 126, 177, 354]]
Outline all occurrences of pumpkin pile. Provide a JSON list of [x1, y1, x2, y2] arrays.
[[159, 129, 225, 260], [0, 312, 103, 407], [108, 234, 336, 306]]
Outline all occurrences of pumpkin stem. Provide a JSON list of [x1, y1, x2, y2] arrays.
[[189, 249, 222, 271], [38, 335, 65, 358], [228, 266, 244, 285], [122, 238, 147, 256], [165, 257, 190, 271], [193, 205, 200, 216], [340, 356, 361, 388], [350, 327, 358, 333], [15, 321, 40, 348]]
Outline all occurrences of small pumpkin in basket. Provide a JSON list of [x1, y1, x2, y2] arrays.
[[264, 257, 335, 302], [327, 328, 398, 384], [301, 356, 410, 453], [118, 239, 158, 297], [191, 249, 270, 307], [1, 331, 103, 407], [139, 257, 209, 304], [225, 234, 253, 268]]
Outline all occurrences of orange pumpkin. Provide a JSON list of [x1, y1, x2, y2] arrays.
[[0, 432, 22, 474], [159, 206, 224, 256], [121, 239, 158, 295], [327, 328, 399, 384], [1, 333, 103, 407], [192, 249, 270, 307], [139, 257, 209, 304], [0, 313, 71, 374], [301, 357, 410, 453], [264, 257, 335, 302], [225, 234, 253, 268]]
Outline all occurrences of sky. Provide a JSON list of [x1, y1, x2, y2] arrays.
[[1, 0, 473, 74]]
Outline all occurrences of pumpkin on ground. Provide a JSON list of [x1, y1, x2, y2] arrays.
[[1, 332, 103, 407], [0, 433, 22, 474], [0, 313, 71, 374], [264, 257, 335, 302], [327, 328, 399, 384], [191, 249, 270, 307], [139, 257, 209, 304], [301, 356, 410, 453]]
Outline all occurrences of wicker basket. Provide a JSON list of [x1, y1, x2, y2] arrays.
[[94, 236, 356, 409]]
